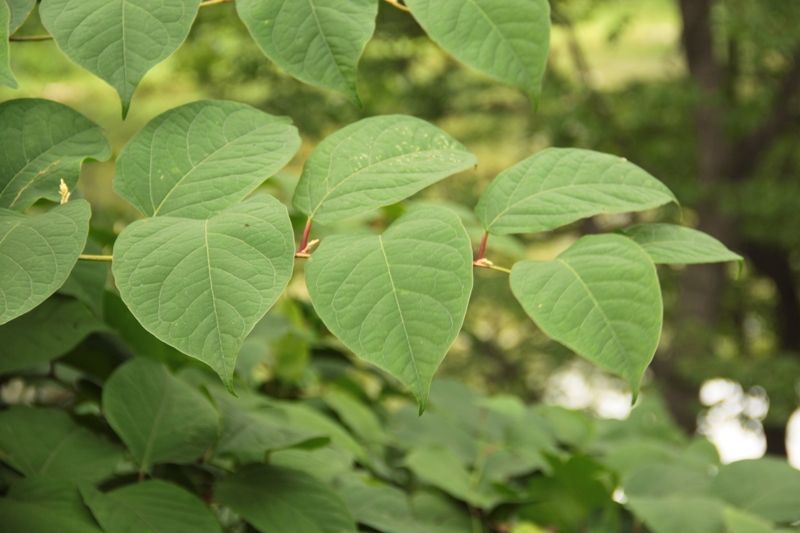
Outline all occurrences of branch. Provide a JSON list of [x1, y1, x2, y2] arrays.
[[9, 35, 53, 42], [199, 0, 233, 6], [79, 254, 113, 262], [383, 0, 410, 12]]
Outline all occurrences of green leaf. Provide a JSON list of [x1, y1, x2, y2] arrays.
[[114, 100, 300, 218], [709, 458, 800, 523], [0, 201, 91, 325], [510, 234, 662, 395], [58, 241, 108, 315], [0, 406, 122, 482], [322, 387, 388, 445], [112, 195, 295, 390], [624, 463, 713, 498], [39, 0, 201, 117], [0, 478, 103, 533], [236, 0, 378, 105], [723, 508, 778, 533], [0, 1, 17, 89], [0, 99, 111, 211], [102, 359, 219, 472], [292, 115, 476, 224], [216, 464, 357, 533], [305, 206, 473, 411], [405, 0, 550, 103], [627, 496, 726, 533], [0, 295, 106, 374], [80, 480, 222, 533], [475, 148, 677, 235], [270, 447, 353, 484], [7, 0, 36, 33], [623, 224, 743, 265]]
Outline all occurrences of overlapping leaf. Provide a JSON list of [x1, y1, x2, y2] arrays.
[[80, 481, 222, 533], [236, 0, 378, 105], [305, 206, 473, 411], [114, 100, 300, 219], [7, 0, 36, 33], [0, 479, 103, 533], [626, 496, 727, 533], [405, 0, 550, 103], [293, 116, 476, 224], [0, 1, 16, 89], [112, 196, 294, 390], [0, 407, 122, 482], [710, 458, 800, 523], [0, 201, 91, 325], [475, 148, 677, 235], [39, 0, 202, 116], [102, 359, 219, 472], [0, 99, 111, 211], [623, 224, 742, 265], [0, 295, 105, 374], [216, 464, 357, 533], [510, 234, 662, 395]]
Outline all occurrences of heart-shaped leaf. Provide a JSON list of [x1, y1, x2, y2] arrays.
[[623, 224, 742, 265], [405, 0, 550, 103], [80, 480, 222, 533], [7, 0, 36, 33], [0, 201, 91, 325], [0, 99, 111, 211], [102, 359, 219, 472], [510, 234, 662, 395], [305, 206, 473, 411], [0, 406, 122, 482], [236, 0, 378, 105], [39, 0, 202, 116], [0, 2, 16, 89], [475, 148, 677, 235], [114, 100, 300, 219], [112, 195, 294, 389], [293, 115, 476, 225], [216, 464, 357, 533], [0, 479, 103, 533]]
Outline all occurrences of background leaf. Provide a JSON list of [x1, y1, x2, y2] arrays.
[[623, 224, 743, 265], [626, 496, 727, 533], [0, 99, 111, 211], [7, 0, 36, 33], [510, 234, 662, 395], [114, 100, 300, 219], [0, 201, 91, 325], [305, 206, 473, 411], [216, 464, 357, 533], [0, 479, 103, 533], [293, 115, 476, 224], [405, 0, 550, 103], [0, 295, 106, 374], [236, 0, 378, 105], [102, 358, 219, 472], [57, 240, 108, 315], [80, 480, 222, 533], [0, 1, 17, 89], [0, 407, 122, 482], [723, 508, 778, 533], [39, 0, 202, 116], [475, 148, 677, 235], [112, 195, 295, 389]]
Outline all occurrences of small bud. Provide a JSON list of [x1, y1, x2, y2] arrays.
[[59, 179, 71, 204]]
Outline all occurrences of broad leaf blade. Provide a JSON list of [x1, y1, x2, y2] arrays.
[[623, 224, 743, 265], [236, 0, 378, 105], [723, 508, 778, 533], [39, 0, 202, 116], [627, 496, 727, 533], [80, 480, 222, 533], [0, 1, 17, 89], [293, 115, 476, 224], [0, 201, 91, 325], [709, 458, 800, 523], [475, 148, 677, 235], [0, 99, 111, 211], [305, 206, 473, 411], [216, 464, 357, 533], [0, 295, 106, 374], [0, 406, 122, 482], [102, 359, 219, 472], [405, 0, 550, 103], [112, 195, 295, 390], [114, 100, 300, 218], [510, 234, 662, 395], [8, 0, 36, 33], [0, 479, 103, 533]]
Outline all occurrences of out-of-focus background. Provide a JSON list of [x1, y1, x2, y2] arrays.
[[4, 0, 799, 466]]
